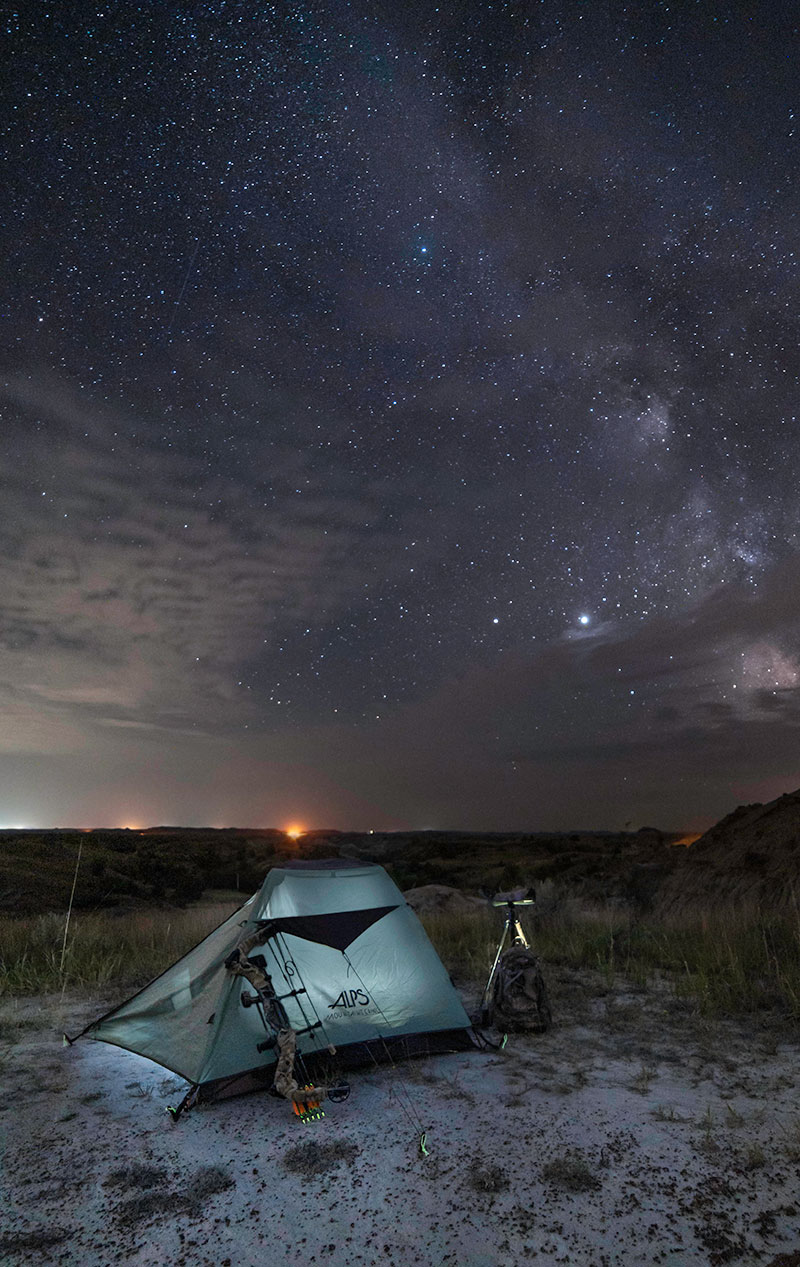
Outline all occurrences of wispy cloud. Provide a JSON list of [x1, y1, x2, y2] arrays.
[[0, 372, 419, 749]]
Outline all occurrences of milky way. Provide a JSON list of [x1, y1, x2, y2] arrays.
[[2, 4, 799, 828]]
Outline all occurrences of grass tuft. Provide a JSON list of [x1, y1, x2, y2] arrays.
[[542, 1151, 601, 1192], [468, 1158, 510, 1193], [282, 1139, 359, 1178]]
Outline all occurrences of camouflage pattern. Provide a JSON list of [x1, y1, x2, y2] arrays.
[[488, 945, 552, 1033]]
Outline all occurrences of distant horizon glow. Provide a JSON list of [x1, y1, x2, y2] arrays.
[[0, 813, 727, 834]]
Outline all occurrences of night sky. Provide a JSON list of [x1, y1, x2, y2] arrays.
[[3, 3, 799, 831]]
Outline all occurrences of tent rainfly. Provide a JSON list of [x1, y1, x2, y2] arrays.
[[72, 859, 477, 1117]]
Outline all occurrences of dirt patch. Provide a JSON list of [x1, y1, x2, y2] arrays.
[[282, 1139, 360, 1179], [189, 1165, 236, 1200], [105, 1161, 235, 1227], [467, 1159, 510, 1193], [104, 1162, 170, 1191], [0, 1229, 69, 1254], [116, 1190, 186, 1229], [542, 1150, 602, 1193]]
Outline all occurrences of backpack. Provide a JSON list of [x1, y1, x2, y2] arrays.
[[489, 945, 552, 1033]]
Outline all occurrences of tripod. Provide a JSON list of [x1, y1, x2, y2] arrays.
[[480, 892, 536, 1020]]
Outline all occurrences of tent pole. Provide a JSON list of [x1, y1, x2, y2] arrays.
[[59, 840, 83, 979]]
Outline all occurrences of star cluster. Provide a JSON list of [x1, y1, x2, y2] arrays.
[[2, 3, 799, 828]]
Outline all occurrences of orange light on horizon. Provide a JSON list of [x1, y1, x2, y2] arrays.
[[673, 832, 703, 848], [284, 823, 304, 840]]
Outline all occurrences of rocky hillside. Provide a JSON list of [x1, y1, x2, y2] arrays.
[[7, 799, 798, 919], [654, 789, 800, 914]]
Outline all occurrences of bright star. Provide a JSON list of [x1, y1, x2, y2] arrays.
[[579, 614, 590, 626]]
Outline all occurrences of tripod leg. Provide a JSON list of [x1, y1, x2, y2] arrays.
[[480, 922, 510, 1019]]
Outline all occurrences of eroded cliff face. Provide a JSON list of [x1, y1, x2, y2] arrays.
[[653, 789, 800, 915]]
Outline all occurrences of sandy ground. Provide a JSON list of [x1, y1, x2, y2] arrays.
[[2, 970, 800, 1267]]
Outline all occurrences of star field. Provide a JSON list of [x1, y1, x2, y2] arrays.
[[2, 3, 799, 828]]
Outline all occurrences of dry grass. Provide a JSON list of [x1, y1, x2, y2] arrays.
[[2, 894, 800, 1022], [0, 903, 240, 996], [629, 1063, 657, 1095], [423, 901, 800, 1021]]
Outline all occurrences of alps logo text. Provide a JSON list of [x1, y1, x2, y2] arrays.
[[328, 989, 370, 1009]]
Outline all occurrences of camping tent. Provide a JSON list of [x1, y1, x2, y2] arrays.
[[74, 859, 476, 1115]]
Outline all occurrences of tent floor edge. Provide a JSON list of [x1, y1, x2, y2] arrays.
[[190, 1027, 480, 1107]]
